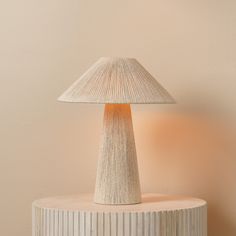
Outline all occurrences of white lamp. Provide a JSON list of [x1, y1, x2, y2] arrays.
[[58, 57, 175, 205]]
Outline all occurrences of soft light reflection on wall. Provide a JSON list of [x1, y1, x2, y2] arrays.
[[133, 105, 236, 236]]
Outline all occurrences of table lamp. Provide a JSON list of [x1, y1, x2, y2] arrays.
[[58, 57, 175, 205]]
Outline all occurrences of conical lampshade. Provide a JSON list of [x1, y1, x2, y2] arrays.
[[58, 57, 175, 104]]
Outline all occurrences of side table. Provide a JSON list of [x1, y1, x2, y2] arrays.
[[32, 194, 207, 236]]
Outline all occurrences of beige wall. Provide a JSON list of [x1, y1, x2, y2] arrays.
[[0, 0, 236, 235]]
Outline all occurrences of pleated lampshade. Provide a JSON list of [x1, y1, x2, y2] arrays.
[[58, 57, 175, 104]]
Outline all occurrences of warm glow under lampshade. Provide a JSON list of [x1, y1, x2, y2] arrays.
[[58, 57, 175, 104]]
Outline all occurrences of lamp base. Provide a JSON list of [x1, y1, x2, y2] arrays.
[[94, 104, 141, 205]]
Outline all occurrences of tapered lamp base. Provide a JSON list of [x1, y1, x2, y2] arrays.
[[94, 104, 141, 205]]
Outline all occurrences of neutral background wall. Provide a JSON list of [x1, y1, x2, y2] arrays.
[[0, 0, 236, 235]]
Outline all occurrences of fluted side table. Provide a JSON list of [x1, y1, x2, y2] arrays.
[[32, 194, 207, 236]]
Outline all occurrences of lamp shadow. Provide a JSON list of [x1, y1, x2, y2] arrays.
[[136, 106, 236, 236]]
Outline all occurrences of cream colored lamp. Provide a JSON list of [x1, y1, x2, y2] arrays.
[[58, 57, 175, 205]]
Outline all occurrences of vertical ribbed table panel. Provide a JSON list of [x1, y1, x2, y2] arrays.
[[32, 194, 207, 236]]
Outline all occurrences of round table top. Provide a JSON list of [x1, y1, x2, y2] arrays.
[[33, 193, 206, 212]]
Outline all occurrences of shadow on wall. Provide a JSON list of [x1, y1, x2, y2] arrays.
[[136, 105, 236, 236]]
